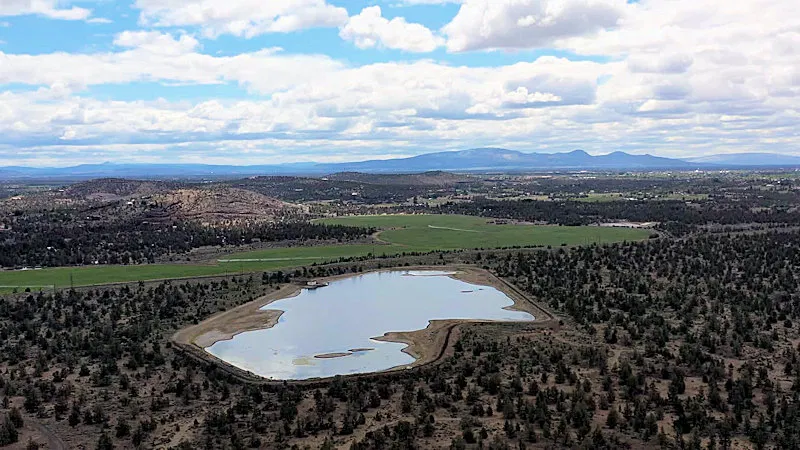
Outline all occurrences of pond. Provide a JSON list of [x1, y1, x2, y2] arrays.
[[206, 270, 533, 380]]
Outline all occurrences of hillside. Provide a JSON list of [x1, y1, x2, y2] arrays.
[[2, 178, 303, 225], [320, 149, 697, 173], [151, 187, 304, 224]]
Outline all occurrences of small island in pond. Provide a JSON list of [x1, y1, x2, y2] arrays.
[[314, 348, 376, 359]]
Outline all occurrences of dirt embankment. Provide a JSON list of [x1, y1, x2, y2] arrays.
[[172, 265, 557, 383], [172, 284, 301, 348]]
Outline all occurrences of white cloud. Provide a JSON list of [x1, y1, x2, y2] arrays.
[[0, 56, 612, 152], [0, 31, 344, 93], [0, 0, 92, 21], [340, 6, 443, 53], [565, 0, 800, 126], [627, 54, 694, 74], [134, 0, 349, 38], [502, 87, 562, 105], [1, 0, 800, 164], [113, 30, 201, 56], [2, 26, 798, 163], [442, 0, 627, 52], [396, 0, 463, 4]]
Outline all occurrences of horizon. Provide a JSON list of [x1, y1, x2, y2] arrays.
[[1, 148, 798, 170], [0, 1, 797, 167]]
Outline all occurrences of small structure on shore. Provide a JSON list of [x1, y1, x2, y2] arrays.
[[304, 280, 329, 290]]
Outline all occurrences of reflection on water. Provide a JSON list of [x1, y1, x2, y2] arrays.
[[206, 270, 533, 380]]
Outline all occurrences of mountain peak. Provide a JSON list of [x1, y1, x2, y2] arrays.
[[567, 149, 590, 156]]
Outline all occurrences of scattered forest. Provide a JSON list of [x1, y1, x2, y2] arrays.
[[2, 171, 800, 448], [2, 228, 800, 448], [0, 213, 370, 268], [428, 195, 800, 234]]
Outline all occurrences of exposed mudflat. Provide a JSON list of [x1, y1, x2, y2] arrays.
[[314, 352, 352, 359], [173, 284, 301, 349]]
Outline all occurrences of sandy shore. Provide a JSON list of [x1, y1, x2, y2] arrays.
[[172, 283, 302, 350], [172, 265, 554, 378]]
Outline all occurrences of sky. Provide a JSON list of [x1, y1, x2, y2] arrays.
[[0, 0, 797, 167]]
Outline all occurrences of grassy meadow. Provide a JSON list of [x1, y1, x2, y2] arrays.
[[317, 214, 649, 249], [0, 214, 651, 290]]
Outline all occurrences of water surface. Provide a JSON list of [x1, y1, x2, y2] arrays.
[[206, 270, 533, 380]]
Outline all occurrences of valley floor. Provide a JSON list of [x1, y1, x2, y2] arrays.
[[0, 215, 649, 290]]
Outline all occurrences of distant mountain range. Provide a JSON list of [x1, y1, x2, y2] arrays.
[[1, 149, 797, 180]]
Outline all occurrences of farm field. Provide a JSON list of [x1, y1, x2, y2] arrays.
[[316, 214, 651, 249], [0, 214, 650, 290], [0, 260, 297, 292]]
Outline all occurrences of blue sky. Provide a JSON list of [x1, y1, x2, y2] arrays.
[[0, 0, 797, 166]]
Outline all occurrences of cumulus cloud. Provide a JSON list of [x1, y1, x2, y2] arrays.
[[442, 0, 627, 52], [0, 54, 613, 153], [627, 54, 694, 74], [113, 31, 201, 55], [576, 0, 800, 125], [396, 0, 463, 4], [135, 0, 349, 38], [340, 6, 443, 53], [0, 0, 92, 21], [506, 59, 605, 106], [0, 31, 344, 93], [2, 0, 800, 164], [501, 87, 562, 105]]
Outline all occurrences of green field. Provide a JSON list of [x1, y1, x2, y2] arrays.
[[316, 215, 649, 249], [0, 214, 650, 290]]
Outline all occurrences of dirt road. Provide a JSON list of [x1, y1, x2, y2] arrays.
[[25, 419, 67, 450]]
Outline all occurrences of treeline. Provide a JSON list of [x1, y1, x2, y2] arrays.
[[0, 211, 372, 267], [519, 175, 796, 198], [323, 230, 800, 448], [427, 197, 800, 230], [0, 271, 296, 448], [3, 229, 800, 447]]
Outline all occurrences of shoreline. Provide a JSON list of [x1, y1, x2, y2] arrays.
[[174, 285, 302, 349], [373, 268, 546, 368], [172, 265, 553, 379]]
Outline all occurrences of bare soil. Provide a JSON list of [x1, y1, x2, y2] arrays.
[[173, 284, 300, 349]]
